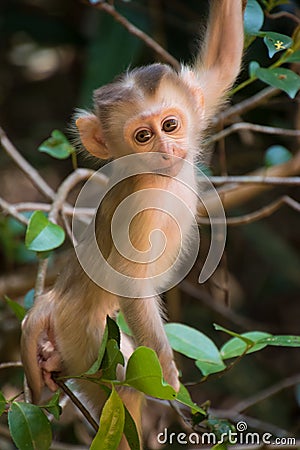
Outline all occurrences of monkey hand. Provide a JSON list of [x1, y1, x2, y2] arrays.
[[21, 293, 62, 403], [158, 346, 180, 392], [38, 334, 62, 393]]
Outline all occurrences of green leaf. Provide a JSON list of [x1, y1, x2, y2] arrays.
[[8, 402, 52, 450], [244, 0, 264, 35], [195, 358, 226, 376], [86, 316, 122, 375], [5, 296, 26, 321], [123, 406, 140, 450], [25, 211, 65, 252], [264, 145, 292, 167], [211, 443, 228, 450], [207, 418, 235, 445], [165, 323, 226, 376], [24, 289, 35, 310], [285, 50, 300, 63], [262, 32, 293, 58], [106, 316, 121, 347], [249, 61, 260, 78], [220, 332, 272, 360], [38, 130, 75, 159], [86, 321, 109, 375], [116, 311, 132, 336], [214, 324, 255, 345], [176, 384, 206, 416], [0, 392, 6, 417], [256, 67, 300, 99], [207, 417, 235, 438], [42, 391, 62, 421], [90, 387, 125, 450], [101, 339, 125, 380], [125, 347, 176, 400], [259, 335, 300, 347]]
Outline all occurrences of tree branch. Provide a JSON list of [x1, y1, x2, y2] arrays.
[[199, 196, 300, 226], [265, 10, 300, 25], [207, 150, 300, 213], [233, 373, 300, 414], [0, 362, 23, 370], [215, 87, 280, 126], [0, 197, 29, 225], [34, 168, 96, 296], [210, 176, 300, 186], [53, 377, 99, 433], [208, 122, 300, 144], [87, 1, 180, 70], [0, 126, 55, 201]]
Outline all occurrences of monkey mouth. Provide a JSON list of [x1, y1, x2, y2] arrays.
[[152, 158, 184, 176]]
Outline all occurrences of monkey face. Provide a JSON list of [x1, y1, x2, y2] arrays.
[[122, 107, 189, 175]]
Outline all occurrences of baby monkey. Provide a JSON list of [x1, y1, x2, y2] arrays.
[[21, 1, 245, 448]]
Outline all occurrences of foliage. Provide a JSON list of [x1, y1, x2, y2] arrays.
[[25, 210, 65, 253], [2, 315, 300, 449]]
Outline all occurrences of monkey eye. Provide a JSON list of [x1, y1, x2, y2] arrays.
[[162, 117, 179, 133], [134, 128, 153, 144]]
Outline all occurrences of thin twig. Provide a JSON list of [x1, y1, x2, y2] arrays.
[[0, 126, 55, 201], [215, 87, 280, 126], [198, 196, 300, 226], [34, 258, 49, 298], [179, 280, 268, 331], [88, 1, 180, 70], [48, 168, 95, 223], [0, 197, 29, 225], [23, 375, 32, 403], [209, 176, 300, 186], [53, 377, 99, 432], [233, 373, 300, 414], [266, 10, 300, 25], [34, 168, 96, 296], [208, 122, 300, 144], [0, 362, 23, 370], [1, 201, 95, 217]]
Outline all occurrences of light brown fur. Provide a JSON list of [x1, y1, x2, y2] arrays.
[[21, 2, 245, 448]]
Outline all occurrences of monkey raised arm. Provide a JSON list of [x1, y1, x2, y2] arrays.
[[189, 0, 245, 119]]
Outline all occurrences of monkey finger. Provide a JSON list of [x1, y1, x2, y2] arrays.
[[42, 369, 59, 392], [160, 358, 180, 392]]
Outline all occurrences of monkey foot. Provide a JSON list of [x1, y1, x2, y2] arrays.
[[160, 358, 180, 392]]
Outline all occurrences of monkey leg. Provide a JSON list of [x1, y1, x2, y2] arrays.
[[120, 296, 180, 392], [118, 386, 144, 450]]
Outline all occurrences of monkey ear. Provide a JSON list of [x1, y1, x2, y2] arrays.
[[76, 114, 110, 160]]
